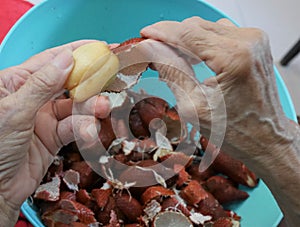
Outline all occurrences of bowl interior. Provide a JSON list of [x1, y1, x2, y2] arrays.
[[0, 0, 296, 226]]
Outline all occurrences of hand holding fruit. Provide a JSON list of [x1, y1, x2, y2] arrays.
[[0, 41, 111, 226]]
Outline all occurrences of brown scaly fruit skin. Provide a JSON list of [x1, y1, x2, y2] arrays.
[[110, 37, 150, 78], [205, 175, 249, 204], [120, 37, 147, 46], [113, 37, 147, 51], [141, 186, 175, 205], [200, 136, 258, 187], [115, 193, 143, 222], [55, 199, 97, 224], [35, 89, 261, 226]]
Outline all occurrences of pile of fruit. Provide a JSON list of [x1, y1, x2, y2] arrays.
[[33, 91, 258, 227]]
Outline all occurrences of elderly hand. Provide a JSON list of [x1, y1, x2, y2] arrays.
[[0, 41, 110, 226], [140, 17, 291, 170], [140, 17, 300, 226]]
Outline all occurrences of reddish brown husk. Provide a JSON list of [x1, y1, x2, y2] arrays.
[[97, 196, 117, 225], [99, 117, 116, 149], [197, 192, 228, 221], [109, 37, 149, 85], [60, 199, 96, 224], [174, 164, 191, 187], [111, 37, 147, 59], [179, 180, 208, 206], [71, 222, 89, 227], [124, 224, 142, 227], [34, 89, 260, 226], [76, 189, 91, 205], [205, 175, 249, 204], [115, 193, 143, 222], [118, 37, 147, 47], [160, 152, 193, 169], [200, 136, 258, 187], [42, 209, 78, 226], [118, 160, 176, 194], [141, 186, 175, 205], [60, 191, 76, 201], [91, 188, 111, 208], [187, 162, 216, 183], [129, 97, 181, 139], [69, 161, 99, 189], [213, 217, 239, 227], [160, 197, 190, 217]]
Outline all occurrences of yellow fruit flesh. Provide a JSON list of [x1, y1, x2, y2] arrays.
[[70, 53, 119, 102], [65, 42, 120, 102], [65, 42, 112, 90]]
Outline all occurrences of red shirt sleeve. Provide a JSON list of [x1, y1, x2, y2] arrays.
[[0, 0, 33, 43]]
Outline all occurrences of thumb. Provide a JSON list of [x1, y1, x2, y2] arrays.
[[15, 48, 74, 118]]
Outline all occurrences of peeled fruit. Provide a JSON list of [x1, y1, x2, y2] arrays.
[[65, 42, 119, 102]]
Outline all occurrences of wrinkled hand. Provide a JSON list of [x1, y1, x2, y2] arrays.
[[140, 18, 300, 226], [140, 17, 292, 172], [0, 41, 110, 226]]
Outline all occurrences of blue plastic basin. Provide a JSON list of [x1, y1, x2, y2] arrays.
[[0, 0, 296, 226]]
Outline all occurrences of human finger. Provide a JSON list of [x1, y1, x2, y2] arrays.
[[73, 95, 111, 119], [216, 18, 237, 27], [134, 39, 196, 80], [35, 112, 100, 155], [134, 40, 210, 125], [140, 19, 211, 61], [52, 95, 111, 121], [20, 40, 99, 73], [13, 48, 73, 123], [182, 16, 232, 34], [51, 99, 73, 120], [141, 17, 247, 75], [140, 20, 203, 56], [141, 21, 184, 46], [57, 115, 100, 148]]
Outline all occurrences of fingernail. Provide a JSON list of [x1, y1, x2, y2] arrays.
[[140, 25, 158, 36], [52, 49, 74, 70], [95, 96, 111, 119]]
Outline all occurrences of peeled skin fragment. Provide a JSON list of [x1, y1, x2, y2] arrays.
[[65, 42, 120, 102]]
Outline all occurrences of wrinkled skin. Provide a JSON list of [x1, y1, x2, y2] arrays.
[[0, 41, 110, 226], [1, 17, 299, 227], [140, 17, 300, 226], [138, 17, 288, 162]]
